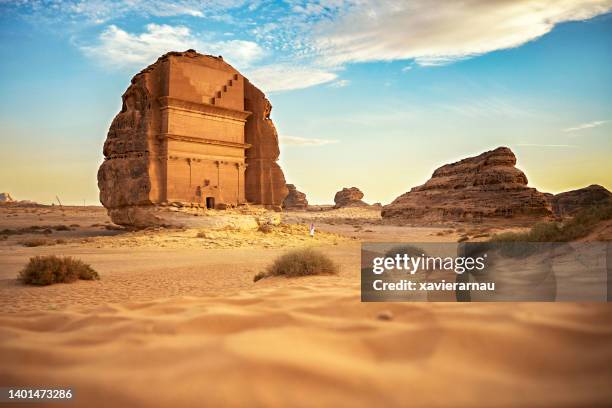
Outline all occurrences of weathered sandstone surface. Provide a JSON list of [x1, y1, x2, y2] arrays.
[[334, 187, 369, 209], [97, 50, 287, 227], [282, 184, 308, 210], [382, 147, 552, 222], [551, 184, 611, 217], [0, 193, 14, 203]]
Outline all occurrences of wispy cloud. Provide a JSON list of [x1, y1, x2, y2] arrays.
[[80, 24, 265, 70], [280, 136, 339, 146], [329, 79, 350, 88], [563, 120, 609, 133], [246, 65, 337, 92], [10, 0, 612, 93], [314, 1, 612, 66], [8, 0, 245, 24]]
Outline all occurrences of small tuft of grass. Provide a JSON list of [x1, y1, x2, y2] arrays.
[[19, 255, 100, 286], [254, 248, 338, 282]]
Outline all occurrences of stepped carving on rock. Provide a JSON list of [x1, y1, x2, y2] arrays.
[[551, 184, 611, 217], [282, 184, 308, 210], [97, 50, 287, 227], [382, 147, 552, 222]]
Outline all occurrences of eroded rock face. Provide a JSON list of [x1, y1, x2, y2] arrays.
[[97, 50, 288, 226], [382, 147, 552, 222], [244, 80, 288, 210], [282, 184, 308, 210], [551, 185, 611, 217], [334, 187, 368, 208], [0, 193, 14, 203]]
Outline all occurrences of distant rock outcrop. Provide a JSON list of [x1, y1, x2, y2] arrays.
[[0, 192, 14, 203], [334, 187, 369, 208], [551, 184, 611, 217], [282, 184, 308, 210], [382, 147, 552, 222]]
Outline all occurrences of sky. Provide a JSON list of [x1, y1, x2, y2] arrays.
[[0, 0, 611, 205]]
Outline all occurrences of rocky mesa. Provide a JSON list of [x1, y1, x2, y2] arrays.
[[551, 184, 611, 217], [382, 147, 552, 222], [334, 187, 369, 209]]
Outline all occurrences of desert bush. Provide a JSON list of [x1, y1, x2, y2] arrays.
[[19, 238, 52, 247], [20, 255, 99, 286], [52, 225, 71, 231], [258, 223, 274, 234], [196, 231, 208, 238], [492, 203, 612, 242], [254, 248, 338, 282]]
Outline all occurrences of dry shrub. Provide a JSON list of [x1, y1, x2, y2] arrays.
[[20, 255, 99, 286], [258, 224, 274, 234], [20, 238, 52, 247], [52, 225, 71, 231], [255, 248, 338, 282], [196, 231, 208, 238]]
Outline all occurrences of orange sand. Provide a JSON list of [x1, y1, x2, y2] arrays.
[[0, 206, 611, 407]]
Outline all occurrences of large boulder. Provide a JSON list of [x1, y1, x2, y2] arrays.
[[282, 184, 308, 210], [382, 147, 552, 222], [551, 184, 611, 217], [334, 187, 368, 208]]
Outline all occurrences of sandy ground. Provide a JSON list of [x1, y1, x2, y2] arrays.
[[0, 205, 611, 407]]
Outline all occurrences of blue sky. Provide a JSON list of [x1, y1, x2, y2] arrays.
[[0, 0, 611, 205]]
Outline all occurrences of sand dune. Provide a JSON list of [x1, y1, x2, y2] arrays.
[[1, 279, 611, 407]]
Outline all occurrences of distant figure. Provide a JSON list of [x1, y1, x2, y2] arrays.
[[309, 223, 315, 238]]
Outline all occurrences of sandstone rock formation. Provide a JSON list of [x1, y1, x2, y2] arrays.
[[282, 184, 308, 210], [0, 192, 14, 203], [382, 147, 552, 222], [551, 184, 611, 217], [97, 50, 287, 227], [334, 187, 369, 208]]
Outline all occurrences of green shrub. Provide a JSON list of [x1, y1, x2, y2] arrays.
[[491, 203, 612, 242], [19, 255, 99, 286], [254, 248, 338, 282]]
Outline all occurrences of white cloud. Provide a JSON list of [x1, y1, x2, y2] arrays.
[[280, 136, 339, 146], [314, 0, 612, 66], [80, 24, 265, 70], [246, 65, 337, 92], [563, 120, 608, 132]]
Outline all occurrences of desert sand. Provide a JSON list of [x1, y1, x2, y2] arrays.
[[0, 205, 611, 407]]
